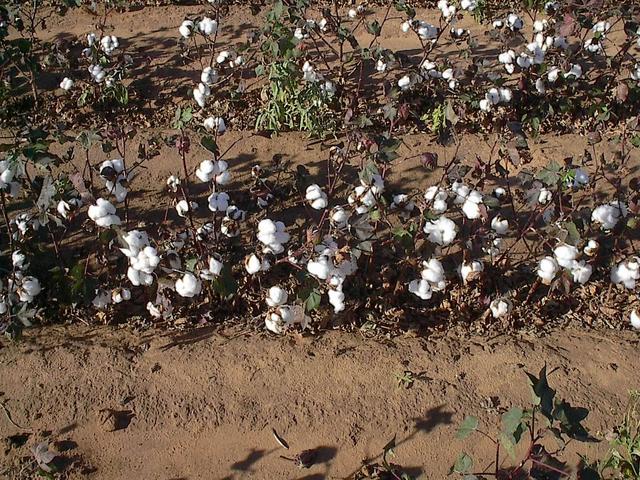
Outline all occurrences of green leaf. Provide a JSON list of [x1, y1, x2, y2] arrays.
[[501, 407, 524, 436], [185, 257, 198, 272], [304, 289, 321, 312], [456, 416, 478, 439], [201, 136, 219, 155], [536, 160, 562, 186], [453, 453, 473, 473]]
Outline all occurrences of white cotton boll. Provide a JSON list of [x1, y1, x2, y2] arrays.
[[398, 75, 412, 90], [244, 254, 263, 274], [553, 243, 579, 269], [88, 198, 121, 227], [593, 21, 610, 33], [409, 279, 433, 300], [0, 299, 7, 315], [498, 88, 512, 103], [166, 175, 181, 192], [12, 251, 27, 270], [266, 286, 288, 307], [307, 256, 331, 280], [491, 215, 509, 234], [331, 206, 350, 228], [459, 260, 484, 283], [517, 53, 532, 69], [200, 67, 218, 85], [631, 63, 640, 81], [492, 20, 504, 28], [479, 98, 492, 112], [203, 116, 226, 133], [175, 272, 202, 298], [257, 219, 290, 254], [88, 65, 105, 83], [547, 66, 560, 83], [391, 193, 415, 212], [631, 310, 640, 329], [376, 59, 387, 72], [564, 63, 583, 79], [570, 260, 592, 284], [537, 256, 559, 284], [18, 276, 41, 303], [207, 192, 230, 212], [535, 78, 546, 94], [100, 35, 119, 55], [127, 266, 153, 286], [421, 259, 446, 291], [423, 216, 458, 246], [490, 298, 512, 318], [538, 187, 552, 204], [533, 19, 547, 32], [196, 160, 215, 182], [198, 17, 218, 36], [507, 13, 523, 31], [179, 20, 194, 38], [305, 184, 328, 210], [193, 82, 210, 108], [461, 190, 483, 219], [401, 21, 412, 33], [493, 187, 506, 198], [584, 239, 599, 257], [200, 256, 224, 280], [486, 88, 500, 105], [328, 288, 345, 312], [59, 77, 73, 91], [611, 259, 640, 289], [461, 0, 477, 10], [92, 289, 111, 309], [498, 50, 516, 65], [175, 199, 197, 217], [591, 201, 627, 230], [87, 32, 97, 46]]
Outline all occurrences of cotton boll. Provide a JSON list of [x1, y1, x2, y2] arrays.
[[498, 88, 512, 103], [376, 59, 387, 72], [127, 266, 153, 286], [266, 286, 288, 307], [175, 272, 202, 298], [200, 256, 224, 280], [166, 175, 181, 192], [611, 259, 640, 289], [507, 13, 523, 31], [207, 192, 230, 212], [330, 206, 350, 228], [328, 288, 345, 312], [553, 243, 579, 269], [305, 184, 328, 210], [92, 289, 111, 309], [307, 256, 331, 280], [491, 215, 509, 234], [245, 254, 262, 274], [538, 187, 552, 204], [203, 116, 226, 133], [570, 260, 592, 284], [421, 258, 446, 291], [591, 202, 627, 230], [537, 256, 559, 284], [460, 0, 477, 11], [423, 216, 458, 246], [193, 82, 210, 108], [200, 67, 218, 85], [198, 17, 218, 36], [459, 260, 484, 283], [175, 199, 197, 217], [398, 75, 412, 90], [88, 198, 121, 227], [564, 63, 583, 79], [461, 190, 483, 219], [401, 20, 412, 33], [583, 239, 599, 257], [88, 64, 105, 83], [479, 98, 492, 112], [490, 298, 512, 318], [424, 186, 448, 213], [535, 78, 546, 94], [100, 35, 119, 55], [12, 251, 27, 270], [59, 77, 74, 91], [631, 310, 640, 329], [391, 193, 415, 213], [257, 219, 290, 254], [409, 279, 433, 300], [179, 20, 194, 38]]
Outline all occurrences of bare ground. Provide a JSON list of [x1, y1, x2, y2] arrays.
[[0, 324, 638, 479]]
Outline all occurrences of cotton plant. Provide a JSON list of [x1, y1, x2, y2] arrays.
[[0, 250, 42, 326], [536, 243, 593, 286], [120, 230, 161, 287], [479, 87, 513, 113]]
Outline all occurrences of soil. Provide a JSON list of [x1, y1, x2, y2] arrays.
[[0, 324, 638, 479]]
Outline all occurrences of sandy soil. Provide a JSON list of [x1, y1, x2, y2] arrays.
[[0, 324, 638, 479]]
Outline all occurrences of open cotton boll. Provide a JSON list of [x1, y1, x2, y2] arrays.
[[257, 219, 290, 254], [535, 78, 546, 94], [391, 193, 415, 213], [398, 75, 413, 90], [328, 288, 345, 312], [265, 306, 296, 334], [179, 20, 194, 38], [127, 266, 154, 286], [207, 192, 230, 212], [200, 67, 219, 85], [166, 175, 181, 192], [266, 286, 288, 307], [18, 276, 41, 303], [564, 63, 583, 79], [307, 256, 331, 280], [592, 201, 627, 230], [490, 298, 512, 318], [537, 256, 559, 284], [203, 116, 226, 133], [459, 260, 483, 283], [193, 83, 210, 108], [424, 186, 449, 213], [198, 17, 218, 36], [111, 288, 131, 304], [200, 256, 224, 280], [100, 35, 119, 55], [245, 253, 267, 274], [461, 190, 483, 219], [538, 187, 552, 204], [89, 64, 105, 83], [305, 184, 328, 210], [553, 244, 579, 269], [88, 198, 121, 227], [409, 279, 433, 300], [631, 310, 640, 329], [59, 77, 73, 91], [611, 259, 640, 289], [507, 13, 523, 31], [570, 260, 593, 284], [460, 0, 477, 10], [421, 258, 446, 291], [584, 239, 599, 257], [423, 216, 458, 246], [330, 206, 350, 228], [12, 251, 27, 270], [175, 199, 197, 217], [175, 272, 202, 298], [491, 215, 509, 234]]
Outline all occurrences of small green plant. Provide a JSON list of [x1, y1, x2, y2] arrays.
[[353, 436, 416, 480], [594, 390, 640, 479], [451, 365, 593, 479]]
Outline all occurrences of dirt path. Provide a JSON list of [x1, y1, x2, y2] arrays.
[[0, 325, 637, 479]]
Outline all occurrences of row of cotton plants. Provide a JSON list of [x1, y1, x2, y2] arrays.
[[1, 118, 639, 337]]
